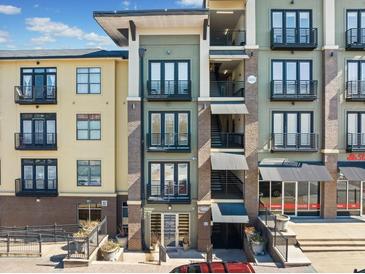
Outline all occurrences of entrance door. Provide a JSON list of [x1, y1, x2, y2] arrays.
[[283, 182, 297, 216], [34, 119, 45, 145], [34, 74, 45, 100], [163, 214, 177, 247]]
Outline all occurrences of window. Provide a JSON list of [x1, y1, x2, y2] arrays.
[[21, 159, 57, 191], [77, 114, 101, 140], [272, 111, 314, 147], [347, 61, 365, 95], [347, 10, 365, 44], [20, 68, 56, 101], [149, 112, 189, 148], [149, 60, 190, 95], [347, 112, 365, 147], [77, 160, 101, 186], [272, 10, 312, 44], [337, 181, 361, 215], [76, 68, 101, 94], [20, 113, 56, 146], [78, 202, 102, 221], [272, 60, 312, 95], [148, 162, 189, 197]]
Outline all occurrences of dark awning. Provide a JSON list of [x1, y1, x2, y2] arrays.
[[211, 202, 249, 223], [339, 162, 365, 181], [259, 162, 333, 182]]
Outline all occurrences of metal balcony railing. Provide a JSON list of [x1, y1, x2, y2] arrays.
[[15, 178, 58, 197], [346, 81, 365, 100], [346, 28, 365, 50], [271, 28, 318, 49], [210, 81, 245, 97], [211, 170, 243, 199], [347, 133, 365, 151], [211, 132, 245, 149], [271, 133, 318, 152], [15, 133, 57, 150], [210, 29, 246, 46], [14, 86, 57, 104], [147, 133, 190, 151], [271, 80, 318, 101], [147, 80, 191, 100], [147, 183, 190, 203]]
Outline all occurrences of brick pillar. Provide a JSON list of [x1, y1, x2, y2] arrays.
[[321, 50, 339, 219], [197, 101, 211, 251], [127, 100, 142, 250], [244, 50, 259, 221]]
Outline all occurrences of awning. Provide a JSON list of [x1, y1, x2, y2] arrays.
[[259, 163, 333, 182], [210, 104, 249, 114], [211, 202, 249, 223], [211, 153, 248, 170], [339, 162, 365, 181]]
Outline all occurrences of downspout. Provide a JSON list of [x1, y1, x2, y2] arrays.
[[139, 47, 147, 250]]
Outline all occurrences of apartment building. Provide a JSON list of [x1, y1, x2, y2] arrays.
[[1, 0, 365, 253], [0, 49, 128, 234]]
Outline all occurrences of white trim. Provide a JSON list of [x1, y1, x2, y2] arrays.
[[197, 97, 244, 102], [59, 193, 117, 197], [210, 55, 249, 60], [127, 200, 142, 205], [127, 97, 141, 101], [211, 148, 245, 153]]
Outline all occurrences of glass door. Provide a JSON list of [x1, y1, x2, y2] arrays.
[[163, 214, 177, 247], [286, 113, 298, 147], [283, 182, 297, 216], [285, 12, 296, 44], [164, 62, 175, 95], [34, 74, 45, 100], [22, 120, 33, 144], [34, 119, 45, 145], [286, 62, 297, 95], [272, 12, 283, 43], [299, 12, 310, 43], [299, 61, 310, 95]]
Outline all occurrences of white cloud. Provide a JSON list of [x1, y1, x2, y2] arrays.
[[176, 0, 202, 7], [0, 30, 9, 43], [33, 4, 39, 8], [0, 5, 21, 15], [25, 17, 113, 47], [122, 0, 130, 7]]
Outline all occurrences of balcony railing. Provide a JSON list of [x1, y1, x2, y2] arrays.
[[211, 170, 243, 199], [346, 81, 365, 101], [15, 178, 58, 197], [146, 80, 191, 100], [271, 80, 318, 101], [15, 133, 57, 150], [271, 28, 318, 50], [271, 133, 318, 152], [347, 133, 365, 151], [147, 183, 190, 203], [147, 133, 190, 152], [211, 132, 245, 149], [210, 29, 246, 46], [14, 86, 57, 104], [346, 28, 365, 50], [210, 81, 245, 97]]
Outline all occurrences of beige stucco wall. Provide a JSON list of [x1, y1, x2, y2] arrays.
[[0, 58, 128, 196]]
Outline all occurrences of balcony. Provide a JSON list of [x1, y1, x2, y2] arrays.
[[146, 80, 191, 100], [147, 183, 190, 203], [346, 28, 365, 50], [15, 133, 57, 150], [210, 29, 246, 47], [270, 80, 318, 101], [271, 133, 318, 152], [146, 133, 190, 152], [15, 178, 58, 197], [347, 133, 365, 152], [211, 170, 243, 199], [346, 81, 365, 101], [271, 28, 318, 50], [14, 86, 57, 104], [210, 81, 245, 98]]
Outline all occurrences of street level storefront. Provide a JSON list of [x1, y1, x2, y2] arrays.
[[259, 159, 332, 217], [337, 162, 365, 216]]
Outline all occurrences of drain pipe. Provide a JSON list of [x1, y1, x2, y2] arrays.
[[139, 47, 147, 250]]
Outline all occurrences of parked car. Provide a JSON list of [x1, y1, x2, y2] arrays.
[[170, 262, 255, 273], [354, 269, 365, 273]]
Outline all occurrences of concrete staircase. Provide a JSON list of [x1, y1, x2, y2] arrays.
[[298, 238, 365, 252]]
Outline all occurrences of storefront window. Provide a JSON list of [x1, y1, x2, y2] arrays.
[[259, 181, 270, 210], [297, 182, 309, 211], [337, 181, 361, 216], [271, 182, 282, 213], [309, 182, 320, 211], [348, 181, 361, 210]]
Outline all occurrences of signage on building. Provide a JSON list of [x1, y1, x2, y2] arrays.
[[101, 200, 108, 207], [347, 153, 365, 161]]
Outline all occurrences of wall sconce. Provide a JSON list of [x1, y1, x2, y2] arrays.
[[330, 52, 334, 57], [36, 61, 40, 65], [36, 198, 40, 203], [250, 51, 254, 57], [290, 0, 294, 4], [168, 204, 172, 211], [132, 103, 136, 110], [166, 50, 171, 55]]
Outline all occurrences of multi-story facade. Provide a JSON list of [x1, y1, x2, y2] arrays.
[[1, 0, 365, 253]]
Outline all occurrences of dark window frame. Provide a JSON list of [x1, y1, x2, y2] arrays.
[[77, 160, 102, 187], [271, 59, 313, 82], [76, 114, 101, 141], [76, 67, 101, 94], [148, 60, 191, 83], [346, 111, 365, 150], [346, 9, 365, 31], [20, 67, 57, 88], [271, 9, 313, 31], [21, 159, 58, 191], [272, 111, 314, 134], [347, 60, 365, 81]]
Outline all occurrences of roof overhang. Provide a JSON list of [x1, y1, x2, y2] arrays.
[[339, 162, 365, 181], [94, 9, 209, 47], [211, 103, 248, 114], [211, 153, 248, 170]]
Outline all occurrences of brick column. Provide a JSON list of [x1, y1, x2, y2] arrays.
[[244, 50, 259, 221], [127, 100, 142, 250], [321, 50, 339, 218], [197, 101, 211, 251]]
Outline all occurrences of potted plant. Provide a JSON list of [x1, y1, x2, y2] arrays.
[[244, 226, 256, 239], [275, 214, 290, 232], [116, 225, 128, 248], [100, 240, 120, 261], [72, 229, 89, 253], [150, 232, 160, 252], [182, 235, 189, 251], [250, 233, 265, 255], [79, 220, 99, 243]]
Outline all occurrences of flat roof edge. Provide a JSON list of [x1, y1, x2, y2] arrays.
[[93, 9, 209, 18]]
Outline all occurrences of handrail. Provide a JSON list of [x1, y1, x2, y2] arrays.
[[271, 133, 318, 151], [271, 27, 318, 48], [14, 85, 57, 104], [346, 28, 365, 47], [147, 80, 191, 98], [210, 29, 246, 46], [210, 80, 245, 97], [271, 80, 318, 100], [147, 132, 190, 149]]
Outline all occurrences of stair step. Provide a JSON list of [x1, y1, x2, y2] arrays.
[[301, 246, 365, 252], [299, 241, 365, 247], [298, 238, 365, 242]]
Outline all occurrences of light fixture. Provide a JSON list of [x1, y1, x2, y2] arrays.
[[216, 11, 234, 14], [224, 69, 228, 75], [36, 198, 40, 203], [168, 204, 172, 211]]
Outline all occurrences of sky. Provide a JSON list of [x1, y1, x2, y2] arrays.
[[0, 0, 203, 50]]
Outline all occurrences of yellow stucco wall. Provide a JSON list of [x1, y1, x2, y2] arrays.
[[208, 0, 244, 10], [0, 58, 128, 196]]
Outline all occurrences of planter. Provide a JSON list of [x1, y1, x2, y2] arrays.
[[183, 243, 189, 251], [74, 240, 86, 253], [146, 251, 156, 262], [251, 240, 265, 255], [102, 246, 120, 261], [275, 215, 290, 232], [151, 243, 159, 252], [116, 235, 128, 248], [89, 232, 97, 244]]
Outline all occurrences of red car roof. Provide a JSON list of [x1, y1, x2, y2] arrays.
[[171, 262, 255, 273]]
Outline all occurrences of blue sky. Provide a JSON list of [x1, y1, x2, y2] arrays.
[[0, 0, 203, 50]]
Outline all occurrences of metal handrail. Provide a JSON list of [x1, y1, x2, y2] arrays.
[[147, 80, 191, 97], [14, 132, 57, 149], [347, 133, 365, 150], [15, 178, 58, 196], [211, 132, 245, 148], [14, 85, 57, 103], [271, 80, 318, 99], [346, 28, 365, 47], [271, 27, 318, 47], [210, 80, 245, 97], [147, 183, 190, 201], [147, 133, 190, 149], [271, 133, 318, 151], [346, 80, 365, 99], [210, 29, 246, 46]]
